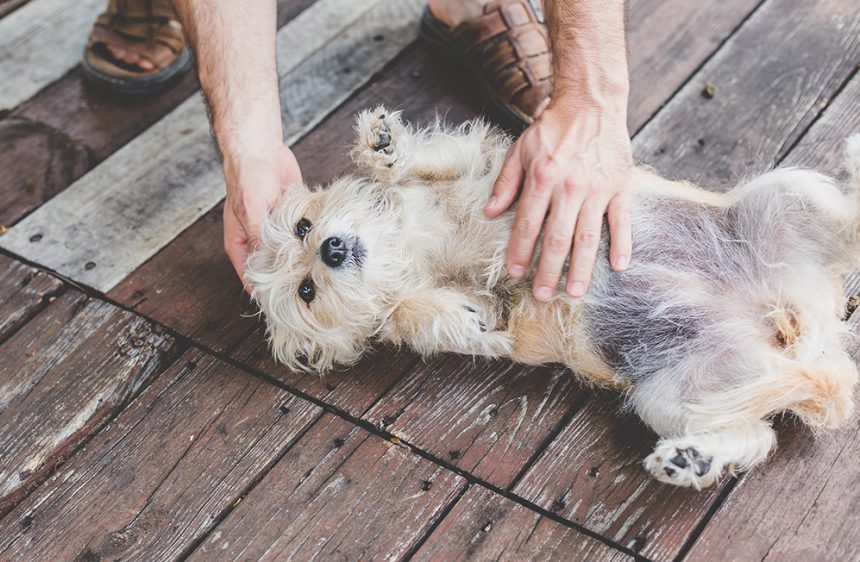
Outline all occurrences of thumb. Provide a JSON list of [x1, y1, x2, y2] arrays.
[[486, 143, 524, 217]]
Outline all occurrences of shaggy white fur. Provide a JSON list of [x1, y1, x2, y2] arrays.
[[247, 107, 860, 488]]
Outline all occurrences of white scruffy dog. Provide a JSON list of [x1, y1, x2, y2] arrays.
[[247, 107, 860, 489]]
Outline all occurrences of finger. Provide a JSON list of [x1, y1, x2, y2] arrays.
[[486, 144, 524, 217], [567, 197, 607, 297], [224, 207, 252, 294], [532, 186, 582, 302], [607, 191, 632, 271], [506, 159, 556, 278]]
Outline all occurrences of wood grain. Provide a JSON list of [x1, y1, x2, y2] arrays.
[[0, 0, 314, 227], [0, 253, 62, 343], [633, 0, 860, 190], [0, 0, 422, 292], [413, 486, 633, 562], [626, 0, 763, 131], [0, 350, 321, 561], [365, 357, 587, 489], [512, 395, 719, 561], [683, 314, 860, 562], [233, 336, 416, 418], [188, 414, 465, 561], [0, 292, 176, 515], [0, 0, 103, 110]]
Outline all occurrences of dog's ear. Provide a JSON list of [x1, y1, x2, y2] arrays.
[[269, 323, 364, 375]]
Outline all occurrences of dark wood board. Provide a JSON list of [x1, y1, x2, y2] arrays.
[[0, 292, 176, 516], [634, 0, 860, 190], [0, 0, 316, 227], [364, 357, 587, 489], [0, 349, 321, 560], [109, 203, 260, 354], [512, 395, 720, 561], [413, 486, 633, 562], [233, 336, 416, 418], [683, 314, 860, 562], [188, 413, 466, 561], [0, 253, 62, 343], [0, 0, 29, 19]]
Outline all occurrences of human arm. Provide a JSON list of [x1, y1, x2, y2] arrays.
[[485, 0, 633, 301], [171, 0, 301, 291]]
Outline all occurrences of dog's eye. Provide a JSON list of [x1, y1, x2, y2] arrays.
[[295, 218, 312, 240], [298, 279, 316, 304]]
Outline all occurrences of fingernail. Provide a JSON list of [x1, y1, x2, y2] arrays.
[[615, 255, 629, 270], [568, 282, 585, 297], [485, 196, 497, 211], [509, 264, 525, 278], [535, 286, 553, 301]]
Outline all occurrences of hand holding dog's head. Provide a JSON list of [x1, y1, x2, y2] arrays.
[[246, 177, 408, 372]]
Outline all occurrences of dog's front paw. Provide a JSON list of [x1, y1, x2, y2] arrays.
[[644, 440, 720, 489], [352, 106, 406, 178]]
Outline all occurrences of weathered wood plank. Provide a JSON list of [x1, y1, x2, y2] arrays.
[[0, 253, 62, 343], [0, 350, 321, 560], [234, 337, 416, 417], [0, 0, 315, 228], [0, 0, 103, 110], [0, 0, 423, 292], [365, 357, 587, 489], [109, 203, 260, 353], [0, 292, 176, 515], [634, 0, 860, 189], [413, 486, 633, 561], [683, 314, 860, 562], [625, 0, 763, 132], [188, 413, 465, 561], [512, 395, 717, 561]]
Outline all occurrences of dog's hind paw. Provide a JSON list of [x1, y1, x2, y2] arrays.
[[352, 106, 406, 179], [644, 440, 720, 489]]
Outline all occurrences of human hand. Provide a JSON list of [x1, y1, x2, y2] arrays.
[[484, 101, 633, 301], [223, 144, 302, 293]]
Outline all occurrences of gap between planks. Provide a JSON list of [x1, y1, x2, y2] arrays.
[[0, 0, 424, 292]]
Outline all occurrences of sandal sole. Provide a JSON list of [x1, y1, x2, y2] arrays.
[[81, 48, 193, 95]]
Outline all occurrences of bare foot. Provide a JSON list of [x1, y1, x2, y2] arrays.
[[427, 0, 494, 27], [107, 46, 155, 70]]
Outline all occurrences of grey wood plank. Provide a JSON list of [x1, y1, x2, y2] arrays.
[[0, 0, 423, 292], [0, 253, 62, 343], [0, 0, 103, 110], [188, 414, 465, 561], [633, 0, 860, 190], [0, 292, 176, 515], [413, 486, 633, 562], [0, 350, 321, 560]]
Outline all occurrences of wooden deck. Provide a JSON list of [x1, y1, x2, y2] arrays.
[[0, 0, 858, 559]]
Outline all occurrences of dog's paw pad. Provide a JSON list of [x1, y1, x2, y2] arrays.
[[645, 442, 718, 489]]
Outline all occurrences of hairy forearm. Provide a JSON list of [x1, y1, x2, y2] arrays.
[[543, 0, 629, 111], [172, 0, 282, 161]]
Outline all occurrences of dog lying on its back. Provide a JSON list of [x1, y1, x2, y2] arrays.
[[247, 107, 860, 489]]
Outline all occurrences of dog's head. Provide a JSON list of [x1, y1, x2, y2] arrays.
[[246, 177, 407, 372]]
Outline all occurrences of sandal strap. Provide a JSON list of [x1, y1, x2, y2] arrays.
[[451, 0, 553, 120]]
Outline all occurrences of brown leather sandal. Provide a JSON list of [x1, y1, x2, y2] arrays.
[[420, 0, 553, 130], [82, 0, 192, 95]]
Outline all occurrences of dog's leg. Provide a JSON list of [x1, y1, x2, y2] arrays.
[[352, 105, 498, 183], [644, 421, 776, 489], [381, 288, 513, 358]]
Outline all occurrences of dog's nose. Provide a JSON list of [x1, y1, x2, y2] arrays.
[[321, 237, 348, 267]]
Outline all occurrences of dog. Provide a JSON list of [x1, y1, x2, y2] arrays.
[[247, 106, 860, 489]]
